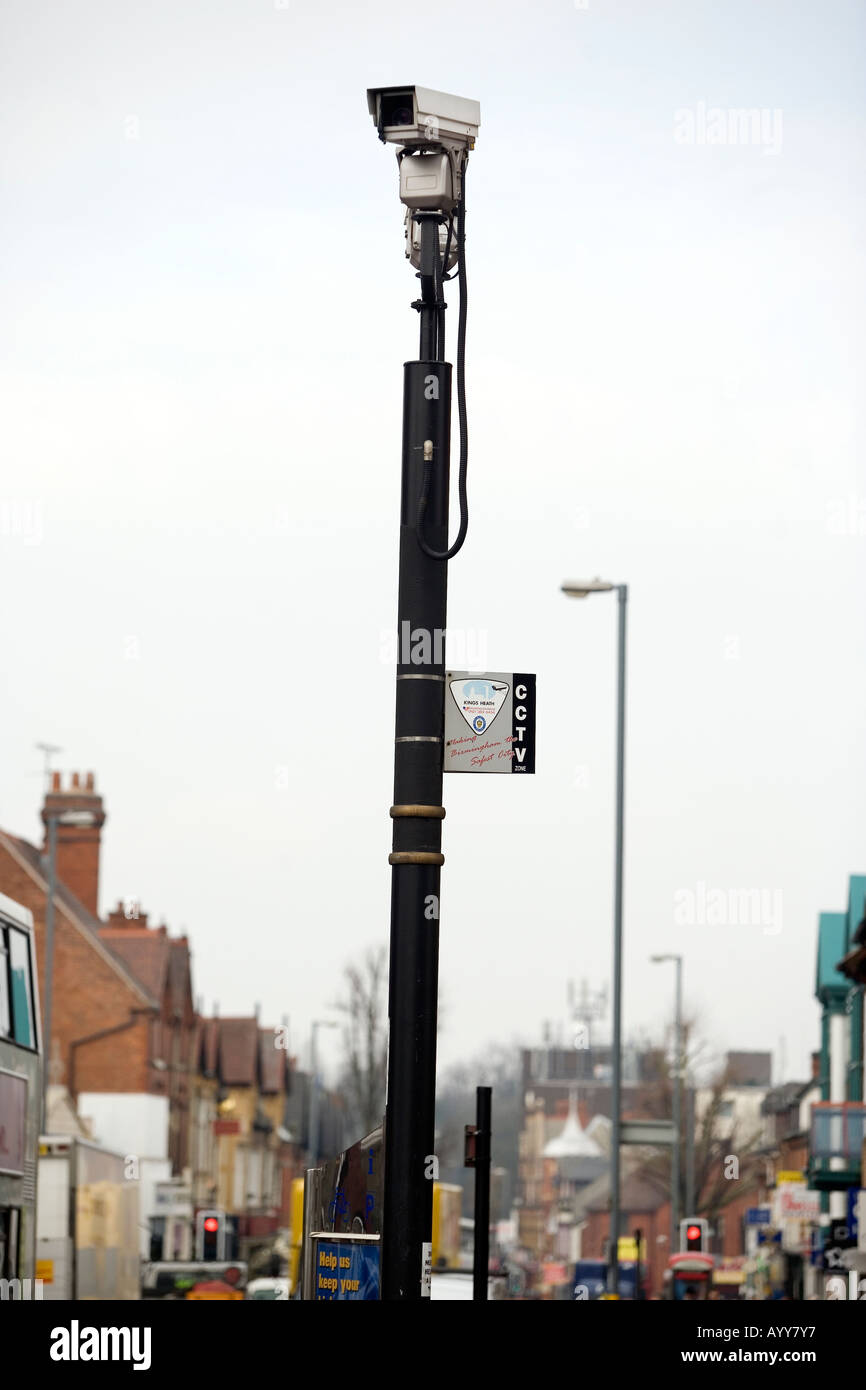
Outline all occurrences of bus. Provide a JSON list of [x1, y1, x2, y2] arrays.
[[711, 1255, 746, 1299], [0, 893, 42, 1291], [573, 1258, 648, 1300], [665, 1251, 715, 1299]]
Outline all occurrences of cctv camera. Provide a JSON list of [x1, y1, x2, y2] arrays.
[[368, 86, 479, 214], [367, 85, 480, 152]]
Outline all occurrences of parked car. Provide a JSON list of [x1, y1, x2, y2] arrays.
[[247, 1277, 291, 1300]]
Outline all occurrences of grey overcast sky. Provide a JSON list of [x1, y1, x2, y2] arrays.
[[1, 0, 864, 1086]]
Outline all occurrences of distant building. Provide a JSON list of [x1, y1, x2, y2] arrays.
[[0, 771, 297, 1268], [0, 774, 199, 1255], [694, 1050, 772, 1147], [516, 1040, 667, 1264], [725, 1052, 773, 1087], [810, 874, 866, 1282], [195, 1015, 293, 1266]]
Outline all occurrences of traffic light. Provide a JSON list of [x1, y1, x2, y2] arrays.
[[196, 1208, 225, 1261], [680, 1217, 708, 1252]]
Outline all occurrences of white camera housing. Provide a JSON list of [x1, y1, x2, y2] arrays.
[[399, 152, 455, 212], [367, 85, 480, 152]]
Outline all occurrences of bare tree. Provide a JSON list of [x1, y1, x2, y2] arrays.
[[641, 1026, 765, 1226], [435, 1041, 523, 1212], [692, 1064, 765, 1228], [333, 946, 388, 1137]]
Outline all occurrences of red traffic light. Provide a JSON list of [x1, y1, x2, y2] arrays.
[[686, 1225, 701, 1242], [203, 1216, 220, 1233]]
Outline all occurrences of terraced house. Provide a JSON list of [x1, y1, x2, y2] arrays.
[[0, 772, 297, 1269]]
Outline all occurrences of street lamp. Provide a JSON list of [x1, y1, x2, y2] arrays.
[[308, 1020, 339, 1167], [561, 577, 627, 1298], [650, 953, 683, 1253], [369, 83, 480, 1301]]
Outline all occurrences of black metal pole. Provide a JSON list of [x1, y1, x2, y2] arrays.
[[607, 582, 627, 1298], [382, 216, 450, 1300], [473, 1086, 491, 1301]]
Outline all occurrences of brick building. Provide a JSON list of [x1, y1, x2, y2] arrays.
[[0, 770, 306, 1269], [578, 1165, 671, 1294], [0, 775, 196, 1166], [96, 901, 198, 1175], [196, 1015, 296, 1264], [0, 774, 206, 1257]]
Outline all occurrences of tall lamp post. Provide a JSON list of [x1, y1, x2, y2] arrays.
[[308, 1019, 338, 1167], [651, 953, 683, 1252], [561, 577, 627, 1298], [367, 84, 480, 1300]]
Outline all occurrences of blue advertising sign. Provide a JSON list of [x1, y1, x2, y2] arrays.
[[313, 1236, 380, 1301], [746, 1207, 771, 1226]]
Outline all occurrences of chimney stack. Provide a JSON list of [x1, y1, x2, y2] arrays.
[[42, 772, 106, 918]]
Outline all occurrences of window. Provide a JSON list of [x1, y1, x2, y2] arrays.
[[246, 1147, 263, 1206], [263, 1151, 275, 1205], [7, 928, 36, 1048], [149, 1217, 166, 1263], [0, 932, 10, 1038], [233, 1148, 246, 1210], [0, 1208, 20, 1280]]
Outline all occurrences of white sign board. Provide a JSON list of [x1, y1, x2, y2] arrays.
[[774, 1183, 821, 1223], [444, 672, 536, 774]]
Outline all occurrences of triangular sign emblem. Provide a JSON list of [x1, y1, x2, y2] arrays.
[[448, 677, 509, 735]]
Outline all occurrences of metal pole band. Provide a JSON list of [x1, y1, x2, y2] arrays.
[[390, 805, 446, 820], [388, 851, 445, 866]]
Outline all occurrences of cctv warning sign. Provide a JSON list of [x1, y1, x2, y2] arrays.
[[444, 672, 535, 774]]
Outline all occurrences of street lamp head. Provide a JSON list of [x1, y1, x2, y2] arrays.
[[561, 578, 616, 598]]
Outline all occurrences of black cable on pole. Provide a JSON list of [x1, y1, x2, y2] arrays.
[[434, 228, 445, 362], [416, 159, 469, 561], [441, 213, 455, 280]]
